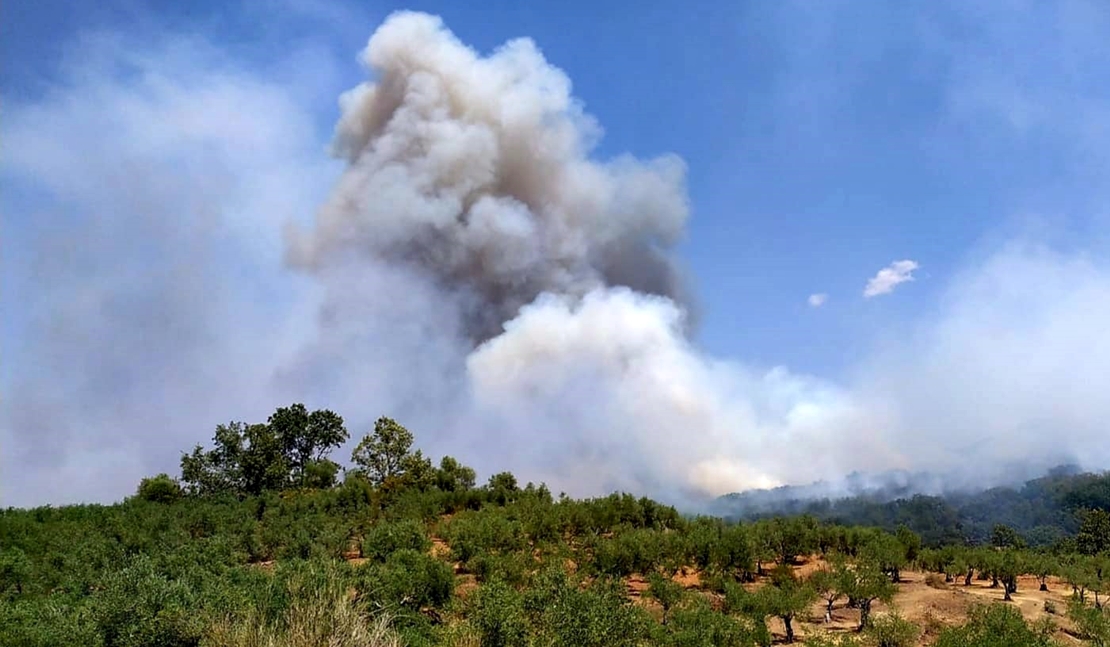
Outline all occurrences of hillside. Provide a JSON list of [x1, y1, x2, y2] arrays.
[[2, 410, 1109, 646], [714, 466, 1110, 548]]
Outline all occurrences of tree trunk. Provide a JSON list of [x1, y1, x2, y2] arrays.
[[784, 615, 795, 643], [965, 569, 973, 586], [858, 600, 872, 631], [1039, 576, 1048, 592]]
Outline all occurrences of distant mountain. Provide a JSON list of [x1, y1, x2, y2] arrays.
[[710, 464, 1108, 547]]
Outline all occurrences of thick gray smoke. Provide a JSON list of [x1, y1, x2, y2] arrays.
[[278, 11, 882, 501], [287, 11, 691, 343]]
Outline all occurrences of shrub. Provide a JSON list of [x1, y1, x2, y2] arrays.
[[934, 603, 1058, 647], [0, 599, 103, 647], [925, 572, 947, 589], [866, 612, 919, 647], [136, 474, 184, 504], [362, 519, 430, 562], [473, 581, 528, 647], [359, 550, 454, 614], [1068, 598, 1110, 646], [89, 555, 205, 647], [661, 597, 766, 647]]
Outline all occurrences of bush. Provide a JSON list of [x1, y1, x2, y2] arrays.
[[136, 474, 184, 504], [661, 597, 766, 647], [362, 519, 430, 562], [1068, 598, 1110, 646], [866, 612, 919, 647], [473, 581, 528, 647], [934, 603, 1057, 647], [0, 599, 103, 647], [924, 572, 947, 589], [89, 555, 205, 647], [359, 550, 453, 614]]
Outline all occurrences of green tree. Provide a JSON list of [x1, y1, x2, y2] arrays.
[[135, 473, 183, 504], [838, 558, 896, 630], [268, 404, 348, 487], [757, 565, 817, 643], [998, 549, 1024, 601], [238, 423, 289, 496], [436, 456, 477, 492], [992, 524, 1026, 550], [1079, 509, 1110, 556], [0, 548, 30, 597], [350, 417, 415, 487], [179, 421, 246, 496], [808, 566, 843, 619]]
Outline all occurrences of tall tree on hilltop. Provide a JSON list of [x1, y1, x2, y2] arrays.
[[268, 404, 348, 487], [350, 416, 416, 487]]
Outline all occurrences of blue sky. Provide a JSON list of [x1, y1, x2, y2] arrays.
[[4, 0, 1110, 506]]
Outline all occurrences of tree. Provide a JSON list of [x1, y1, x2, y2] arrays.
[[838, 558, 896, 630], [711, 524, 756, 582], [179, 421, 247, 496], [809, 566, 843, 620], [268, 404, 348, 487], [0, 548, 30, 597], [997, 550, 1023, 601], [237, 423, 289, 496], [992, 524, 1026, 550], [895, 525, 921, 564], [135, 474, 183, 504], [350, 417, 415, 487], [757, 565, 817, 643], [1031, 553, 1058, 592], [760, 516, 817, 565], [1079, 509, 1110, 556], [436, 456, 476, 492]]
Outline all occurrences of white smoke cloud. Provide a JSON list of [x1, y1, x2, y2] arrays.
[[863, 260, 919, 298], [277, 11, 872, 499]]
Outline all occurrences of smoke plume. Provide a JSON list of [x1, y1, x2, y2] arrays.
[[287, 12, 692, 343], [281, 11, 877, 500]]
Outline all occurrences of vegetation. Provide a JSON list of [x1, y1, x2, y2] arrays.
[[2, 405, 1109, 645]]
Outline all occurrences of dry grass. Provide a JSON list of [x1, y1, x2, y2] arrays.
[[205, 588, 402, 647]]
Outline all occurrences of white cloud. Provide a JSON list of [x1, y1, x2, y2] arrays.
[[807, 293, 828, 307], [863, 259, 919, 298]]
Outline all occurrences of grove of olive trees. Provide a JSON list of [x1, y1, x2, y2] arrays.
[[2, 407, 1110, 647]]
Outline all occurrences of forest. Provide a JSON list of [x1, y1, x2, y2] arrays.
[[716, 467, 1110, 548], [3, 404, 1110, 646]]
